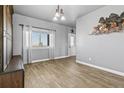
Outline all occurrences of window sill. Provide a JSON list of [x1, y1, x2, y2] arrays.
[[31, 47, 50, 49]]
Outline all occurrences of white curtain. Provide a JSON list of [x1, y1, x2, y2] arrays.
[[22, 25, 32, 64], [48, 30, 55, 60]]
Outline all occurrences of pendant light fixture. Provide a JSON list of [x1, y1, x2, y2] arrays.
[[53, 5, 66, 21]]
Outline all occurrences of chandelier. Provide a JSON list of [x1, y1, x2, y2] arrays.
[[53, 5, 66, 21]]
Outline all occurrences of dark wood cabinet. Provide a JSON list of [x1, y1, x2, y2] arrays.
[[3, 5, 13, 71], [0, 56, 24, 88], [0, 5, 13, 72], [0, 5, 24, 88], [0, 70, 24, 88], [0, 6, 3, 72]]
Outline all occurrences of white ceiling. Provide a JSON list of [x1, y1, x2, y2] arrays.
[[14, 5, 104, 27]]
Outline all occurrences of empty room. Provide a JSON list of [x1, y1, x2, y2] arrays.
[[0, 4, 124, 88]]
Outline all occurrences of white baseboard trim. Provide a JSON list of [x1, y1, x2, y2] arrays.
[[54, 56, 70, 59], [76, 60, 124, 77], [31, 56, 70, 63], [32, 58, 50, 63]]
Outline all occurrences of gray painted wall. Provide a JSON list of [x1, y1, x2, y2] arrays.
[[13, 14, 74, 62], [31, 48, 49, 61], [76, 5, 124, 73]]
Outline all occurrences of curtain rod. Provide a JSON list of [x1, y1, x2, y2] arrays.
[[19, 24, 56, 32]]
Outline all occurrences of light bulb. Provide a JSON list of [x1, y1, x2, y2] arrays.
[[61, 15, 66, 21], [55, 12, 60, 17], [53, 16, 58, 21]]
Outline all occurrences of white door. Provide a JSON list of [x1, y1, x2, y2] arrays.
[[68, 33, 76, 56]]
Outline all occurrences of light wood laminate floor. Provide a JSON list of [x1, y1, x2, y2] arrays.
[[24, 57, 124, 88]]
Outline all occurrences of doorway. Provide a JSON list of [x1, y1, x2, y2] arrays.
[[68, 33, 76, 56]]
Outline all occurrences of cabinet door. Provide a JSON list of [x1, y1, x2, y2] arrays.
[[0, 5, 13, 71], [6, 6, 11, 66], [6, 6, 12, 65], [6, 6, 12, 36], [3, 6, 7, 70], [0, 6, 3, 72], [3, 6, 13, 70]]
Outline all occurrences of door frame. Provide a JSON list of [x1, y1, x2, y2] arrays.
[[68, 33, 76, 57]]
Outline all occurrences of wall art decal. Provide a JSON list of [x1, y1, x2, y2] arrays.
[[91, 12, 124, 35]]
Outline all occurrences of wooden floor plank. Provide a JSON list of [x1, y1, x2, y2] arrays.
[[24, 57, 124, 88]]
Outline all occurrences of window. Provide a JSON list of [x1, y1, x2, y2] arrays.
[[32, 31, 49, 48]]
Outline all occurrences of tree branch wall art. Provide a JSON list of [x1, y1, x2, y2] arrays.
[[91, 12, 124, 35]]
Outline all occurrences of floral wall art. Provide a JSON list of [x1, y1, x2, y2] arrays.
[[91, 12, 124, 35]]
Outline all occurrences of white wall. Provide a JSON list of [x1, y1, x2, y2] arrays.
[[13, 13, 73, 62], [76, 6, 124, 73]]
